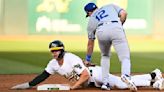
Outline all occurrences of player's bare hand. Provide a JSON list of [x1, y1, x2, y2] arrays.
[[70, 86, 76, 90], [11, 82, 31, 90], [83, 60, 95, 67], [70, 85, 82, 90]]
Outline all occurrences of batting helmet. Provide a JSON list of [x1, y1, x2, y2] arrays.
[[84, 2, 97, 17], [49, 40, 65, 59]]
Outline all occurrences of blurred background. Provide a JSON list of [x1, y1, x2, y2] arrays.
[[0, 0, 164, 74]]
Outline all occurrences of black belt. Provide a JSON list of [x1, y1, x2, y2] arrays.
[[98, 21, 118, 27], [111, 21, 118, 23]]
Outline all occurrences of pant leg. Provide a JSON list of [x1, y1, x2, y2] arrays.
[[131, 74, 151, 86], [112, 27, 131, 76], [96, 27, 113, 83], [108, 74, 128, 89], [108, 74, 151, 89], [98, 40, 112, 83]]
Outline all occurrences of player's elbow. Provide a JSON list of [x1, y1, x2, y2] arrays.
[[119, 10, 127, 25], [123, 10, 127, 16], [119, 10, 127, 18]]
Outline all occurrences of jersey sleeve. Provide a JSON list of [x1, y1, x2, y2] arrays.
[[87, 17, 97, 40], [111, 4, 123, 14], [45, 60, 56, 75]]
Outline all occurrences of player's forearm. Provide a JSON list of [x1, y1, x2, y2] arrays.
[[71, 69, 90, 89], [29, 70, 50, 86], [87, 39, 94, 54], [11, 70, 51, 90], [86, 39, 94, 61]]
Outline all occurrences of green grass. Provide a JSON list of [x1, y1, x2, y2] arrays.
[[0, 57, 43, 74], [0, 38, 164, 74]]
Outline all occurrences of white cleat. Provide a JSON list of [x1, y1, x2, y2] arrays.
[[121, 75, 137, 92], [151, 69, 163, 82], [101, 83, 111, 90], [153, 78, 164, 90]]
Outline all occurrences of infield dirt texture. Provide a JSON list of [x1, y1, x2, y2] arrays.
[[1, 74, 164, 92]]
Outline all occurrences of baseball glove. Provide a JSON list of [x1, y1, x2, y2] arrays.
[[83, 60, 95, 67]]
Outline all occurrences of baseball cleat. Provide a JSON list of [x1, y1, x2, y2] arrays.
[[121, 75, 137, 92], [151, 69, 163, 82], [101, 83, 111, 90], [153, 78, 164, 90]]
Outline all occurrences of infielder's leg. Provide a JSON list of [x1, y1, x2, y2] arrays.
[[112, 30, 131, 76], [98, 40, 112, 83], [111, 28, 136, 91]]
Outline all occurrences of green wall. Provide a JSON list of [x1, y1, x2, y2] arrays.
[[28, 0, 155, 35], [28, 0, 88, 35], [125, 0, 153, 35], [153, 0, 164, 35], [0, 0, 164, 36]]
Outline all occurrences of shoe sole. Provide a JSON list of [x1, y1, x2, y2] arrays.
[[121, 76, 137, 92], [159, 79, 164, 90], [101, 85, 110, 90]]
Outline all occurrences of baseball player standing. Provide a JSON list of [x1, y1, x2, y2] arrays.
[[83, 2, 132, 90]]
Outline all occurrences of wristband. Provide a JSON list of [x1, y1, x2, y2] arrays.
[[85, 55, 91, 62]]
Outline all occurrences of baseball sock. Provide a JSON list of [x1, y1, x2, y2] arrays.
[[121, 58, 131, 76], [101, 56, 110, 83]]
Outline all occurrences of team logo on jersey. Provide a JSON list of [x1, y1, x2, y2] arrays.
[[64, 70, 79, 81], [74, 64, 82, 69]]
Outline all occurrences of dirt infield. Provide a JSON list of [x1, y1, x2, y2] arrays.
[[1, 74, 164, 92]]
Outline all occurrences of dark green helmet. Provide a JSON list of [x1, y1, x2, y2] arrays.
[[49, 40, 65, 58]]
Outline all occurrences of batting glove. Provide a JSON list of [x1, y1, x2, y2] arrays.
[[11, 82, 31, 90]]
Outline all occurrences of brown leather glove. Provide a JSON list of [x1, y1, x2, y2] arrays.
[[83, 60, 95, 67]]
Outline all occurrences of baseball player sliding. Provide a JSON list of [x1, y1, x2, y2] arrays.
[[11, 40, 164, 91]]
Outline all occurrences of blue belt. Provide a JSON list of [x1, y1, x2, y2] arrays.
[[98, 21, 118, 27]]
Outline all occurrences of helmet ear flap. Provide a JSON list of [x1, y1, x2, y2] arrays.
[[58, 49, 65, 58]]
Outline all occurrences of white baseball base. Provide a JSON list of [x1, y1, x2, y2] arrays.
[[37, 84, 70, 90]]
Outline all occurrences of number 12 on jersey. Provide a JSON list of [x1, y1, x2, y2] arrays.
[[96, 10, 108, 21]]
